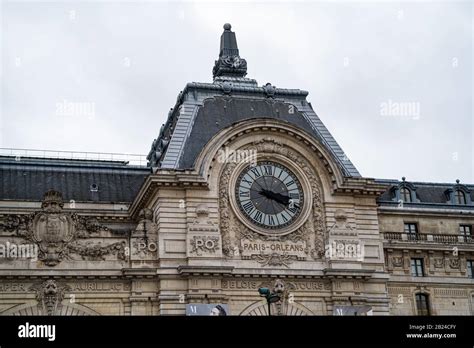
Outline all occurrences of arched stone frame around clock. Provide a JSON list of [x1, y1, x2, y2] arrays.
[[194, 119, 346, 192], [193, 119, 346, 262]]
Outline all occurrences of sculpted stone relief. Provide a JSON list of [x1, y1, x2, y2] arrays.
[[29, 279, 70, 316], [218, 137, 326, 267], [240, 279, 316, 316], [187, 204, 222, 257], [130, 208, 159, 259], [0, 190, 126, 266]]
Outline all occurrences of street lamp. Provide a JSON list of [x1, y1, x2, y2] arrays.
[[258, 287, 281, 316]]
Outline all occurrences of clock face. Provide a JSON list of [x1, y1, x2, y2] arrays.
[[235, 161, 304, 230]]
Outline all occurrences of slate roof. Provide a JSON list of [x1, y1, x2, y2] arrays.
[[146, 24, 361, 178], [0, 156, 150, 203], [376, 179, 474, 209]]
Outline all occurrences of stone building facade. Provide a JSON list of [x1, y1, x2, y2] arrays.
[[0, 24, 473, 316]]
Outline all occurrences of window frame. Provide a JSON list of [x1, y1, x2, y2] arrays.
[[400, 187, 412, 203], [455, 190, 467, 205], [411, 258, 424, 277], [467, 260, 473, 279], [415, 293, 430, 316], [404, 223, 418, 240], [459, 225, 472, 242]]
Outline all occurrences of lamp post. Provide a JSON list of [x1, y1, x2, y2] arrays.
[[258, 287, 281, 316]]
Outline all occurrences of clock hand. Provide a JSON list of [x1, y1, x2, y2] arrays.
[[272, 192, 290, 205], [259, 189, 300, 213], [260, 189, 291, 206]]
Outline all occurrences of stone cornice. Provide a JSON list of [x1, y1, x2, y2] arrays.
[[129, 173, 209, 219], [177, 266, 234, 277]]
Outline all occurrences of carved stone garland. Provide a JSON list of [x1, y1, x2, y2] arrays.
[[0, 190, 126, 266]]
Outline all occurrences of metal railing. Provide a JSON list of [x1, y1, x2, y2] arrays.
[[0, 148, 147, 166]]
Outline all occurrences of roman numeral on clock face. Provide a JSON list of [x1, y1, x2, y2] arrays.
[[239, 190, 250, 198], [263, 165, 273, 176], [253, 210, 263, 223], [242, 201, 254, 214]]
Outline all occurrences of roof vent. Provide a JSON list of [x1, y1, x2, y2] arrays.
[[90, 183, 99, 192]]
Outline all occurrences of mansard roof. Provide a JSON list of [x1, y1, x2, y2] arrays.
[[0, 156, 150, 203], [146, 24, 361, 178], [377, 178, 474, 209]]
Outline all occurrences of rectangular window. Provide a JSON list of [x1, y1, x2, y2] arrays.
[[415, 294, 430, 316], [411, 258, 424, 277], [460, 225, 472, 242], [468, 260, 473, 279], [405, 223, 418, 240]]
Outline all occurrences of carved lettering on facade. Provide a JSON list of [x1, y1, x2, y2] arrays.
[[189, 236, 220, 256], [240, 239, 306, 259], [0, 283, 27, 292]]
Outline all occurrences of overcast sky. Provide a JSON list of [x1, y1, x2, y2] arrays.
[[1, 0, 472, 183]]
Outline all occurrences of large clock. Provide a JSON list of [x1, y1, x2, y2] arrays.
[[235, 161, 304, 230]]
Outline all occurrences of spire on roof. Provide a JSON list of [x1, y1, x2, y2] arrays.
[[212, 23, 247, 79]]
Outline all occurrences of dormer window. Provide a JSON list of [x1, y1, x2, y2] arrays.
[[455, 190, 467, 205], [400, 187, 412, 203], [446, 180, 471, 205], [391, 177, 417, 204]]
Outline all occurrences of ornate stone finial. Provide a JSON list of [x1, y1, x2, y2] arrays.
[[212, 23, 247, 79], [263, 83, 276, 98], [456, 179, 460, 184], [41, 189, 64, 212], [402, 177, 406, 182]]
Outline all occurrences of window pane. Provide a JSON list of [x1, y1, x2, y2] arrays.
[[401, 188, 411, 202], [416, 294, 430, 316], [411, 258, 424, 277], [455, 190, 466, 205]]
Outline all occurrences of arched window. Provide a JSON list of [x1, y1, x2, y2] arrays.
[[455, 190, 467, 205], [400, 187, 412, 203], [415, 293, 430, 316]]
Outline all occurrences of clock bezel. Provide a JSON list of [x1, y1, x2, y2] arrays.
[[229, 154, 312, 236]]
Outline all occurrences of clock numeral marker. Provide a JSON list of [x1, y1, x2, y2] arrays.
[[250, 167, 261, 178], [280, 213, 289, 222], [285, 180, 295, 187], [289, 193, 300, 199], [242, 201, 254, 214], [242, 178, 252, 185], [239, 190, 250, 198], [253, 211, 263, 223], [287, 205, 298, 214], [268, 215, 276, 226], [263, 165, 273, 176]]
